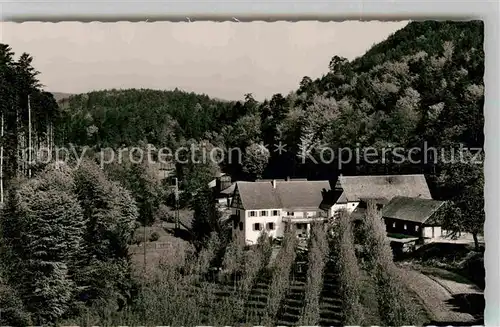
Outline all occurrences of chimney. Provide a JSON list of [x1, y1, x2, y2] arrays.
[[215, 176, 221, 193], [272, 179, 276, 189], [335, 173, 343, 192]]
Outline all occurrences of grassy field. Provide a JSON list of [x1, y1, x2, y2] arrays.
[[129, 224, 190, 274], [400, 241, 485, 289]]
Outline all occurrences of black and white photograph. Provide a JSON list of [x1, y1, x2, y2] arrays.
[[0, 19, 485, 326]]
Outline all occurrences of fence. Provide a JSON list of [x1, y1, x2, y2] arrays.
[[129, 241, 178, 254]]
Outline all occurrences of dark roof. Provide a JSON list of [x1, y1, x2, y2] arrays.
[[236, 181, 282, 210], [337, 174, 432, 203], [358, 197, 391, 205], [234, 180, 332, 210], [232, 175, 433, 212], [275, 180, 332, 210], [220, 183, 236, 195], [382, 196, 445, 224]]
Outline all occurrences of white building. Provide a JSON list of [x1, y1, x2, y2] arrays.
[[229, 174, 434, 245]]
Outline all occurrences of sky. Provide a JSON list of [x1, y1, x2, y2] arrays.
[[1, 21, 409, 101]]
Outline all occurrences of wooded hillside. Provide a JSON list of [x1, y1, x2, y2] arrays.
[[54, 20, 485, 246], [56, 21, 484, 180]]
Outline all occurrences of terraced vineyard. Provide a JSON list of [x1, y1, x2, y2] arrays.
[[118, 216, 428, 327], [179, 244, 343, 327], [319, 260, 343, 326], [276, 254, 308, 326], [244, 270, 272, 322]]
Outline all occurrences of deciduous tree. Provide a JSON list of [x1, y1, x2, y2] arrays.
[[242, 142, 270, 180]]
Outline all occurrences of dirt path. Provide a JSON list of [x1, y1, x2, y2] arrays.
[[398, 264, 483, 325]]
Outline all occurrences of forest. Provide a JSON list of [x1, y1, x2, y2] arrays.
[[0, 20, 484, 326]]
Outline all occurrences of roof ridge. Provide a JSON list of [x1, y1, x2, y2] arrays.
[[395, 197, 446, 205], [341, 174, 426, 178], [275, 180, 330, 183]]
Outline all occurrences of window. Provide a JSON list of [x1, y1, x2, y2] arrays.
[[392, 222, 396, 228], [272, 210, 279, 216], [352, 203, 356, 206], [261, 210, 268, 217], [415, 225, 419, 232], [404, 224, 407, 230], [267, 222, 275, 230], [253, 223, 262, 231], [249, 211, 256, 217], [296, 223, 304, 229], [239, 222, 243, 231], [287, 211, 294, 216]]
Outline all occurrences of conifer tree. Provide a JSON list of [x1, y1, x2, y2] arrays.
[[1, 163, 85, 325], [191, 185, 226, 251], [71, 159, 139, 309], [73, 159, 138, 261]]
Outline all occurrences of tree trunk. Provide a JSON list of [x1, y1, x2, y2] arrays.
[[28, 94, 32, 178], [1, 113, 4, 204], [26, 95, 33, 178], [46, 118, 50, 151], [472, 232, 480, 251], [16, 105, 19, 177], [50, 121, 54, 153]]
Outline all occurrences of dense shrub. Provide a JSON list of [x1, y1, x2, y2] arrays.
[[0, 279, 32, 326], [190, 232, 221, 279], [362, 201, 425, 326], [298, 221, 329, 325], [241, 231, 273, 293], [62, 237, 245, 326], [149, 232, 160, 242], [329, 210, 366, 325], [264, 228, 297, 324], [191, 186, 227, 251], [220, 230, 273, 322], [256, 231, 274, 268], [104, 153, 164, 226]]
